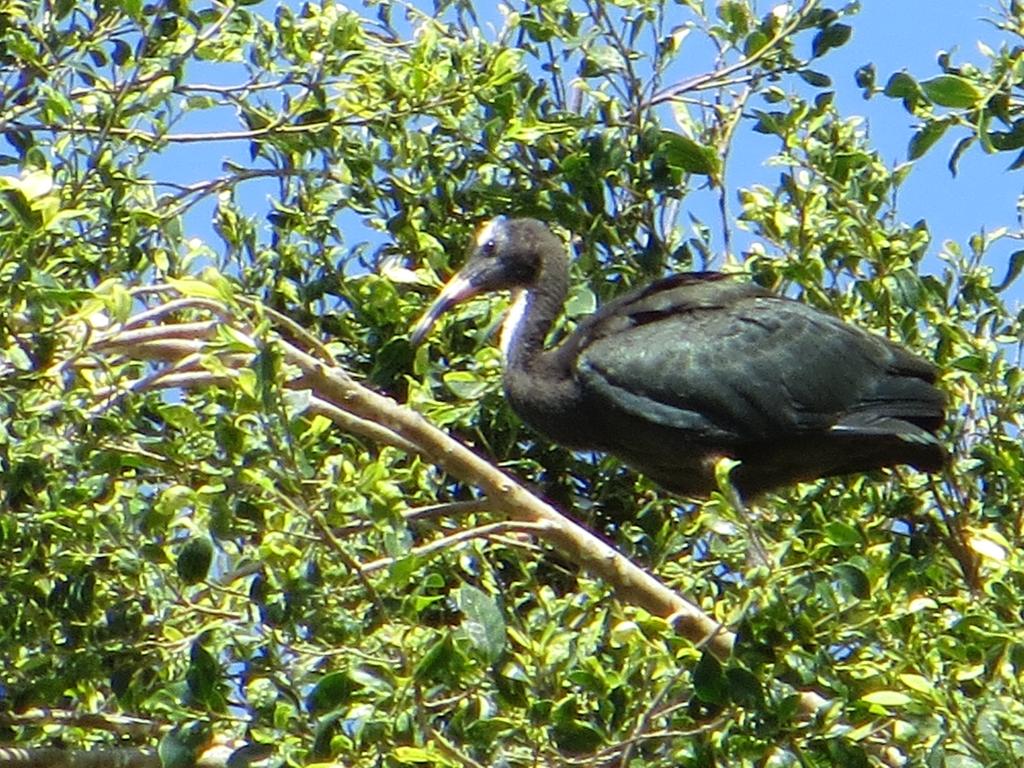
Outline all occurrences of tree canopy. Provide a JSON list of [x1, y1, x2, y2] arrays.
[[1, 1, 1023, 766]]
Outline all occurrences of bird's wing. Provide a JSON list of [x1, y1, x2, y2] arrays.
[[574, 275, 941, 445]]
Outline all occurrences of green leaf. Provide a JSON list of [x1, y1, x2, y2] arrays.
[[908, 120, 949, 160], [565, 285, 597, 318], [580, 45, 626, 77], [921, 75, 982, 108], [899, 673, 934, 694], [883, 74, 916, 97], [487, 48, 524, 87], [824, 521, 864, 548], [144, 73, 177, 103], [167, 276, 230, 302], [751, 110, 786, 136], [392, 745, 450, 765], [832, 563, 870, 599], [951, 354, 987, 373], [861, 690, 912, 707], [158, 722, 211, 768], [655, 131, 719, 177], [465, 717, 517, 742], [457, 584, 506, 663], [884, 72, 922, 103], [443, 371, 490, 399], [414, 632, 455, 682], [743, 30, 768, 56]]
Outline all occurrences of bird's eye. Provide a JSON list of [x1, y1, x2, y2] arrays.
[[481, 239, 497, 257]]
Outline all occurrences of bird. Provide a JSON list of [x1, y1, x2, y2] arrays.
[[410, 217, 946, 500]]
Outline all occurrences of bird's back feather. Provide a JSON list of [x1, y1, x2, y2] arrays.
[[568, 273, 945, 497]]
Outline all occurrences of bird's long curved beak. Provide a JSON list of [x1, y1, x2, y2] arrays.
[[409, 274, 478, 346]]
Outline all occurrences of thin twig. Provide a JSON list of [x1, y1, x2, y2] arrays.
[[643, 0, 817, 110], [360, 520, 550, 574]]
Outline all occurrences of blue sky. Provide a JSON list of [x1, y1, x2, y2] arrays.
[[801, 2, 1020, 261], [684, 1, 1022, 283], [164, 1, 1022, 299]]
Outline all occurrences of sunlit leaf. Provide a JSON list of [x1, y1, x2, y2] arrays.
[[921, 74, 982, 108], [862, 691, 911, 707]]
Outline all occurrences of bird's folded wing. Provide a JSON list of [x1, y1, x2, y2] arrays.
[[576, 286, 940, 444]]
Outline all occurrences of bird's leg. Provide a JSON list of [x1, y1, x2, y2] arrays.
[[713, 458, 772, 570], [726, 484, 772, 570]]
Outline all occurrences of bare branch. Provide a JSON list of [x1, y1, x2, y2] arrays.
[[0, 710, 159, 740], [0, 746, 158, 768], [75, 289, 732, 657], [643, 0, 818, 110], [360, 519, 551, 574]]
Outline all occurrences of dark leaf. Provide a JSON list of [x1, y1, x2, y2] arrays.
[[177, 538, 213, 585], [414, 632, 455, 682], [811, 24, 852, 58], [951, 354, 987, 373], [994, 251, 1024, 292], [311, 712, 344, 759], [798, 69, 832, 88], [854, 63, 875, 91], [158, 722, 212, 768], [693, 651, 728, 705], [883, 72, 918, 98], [832, 563, 870, 599], [987, 119, 1024, 151], [111, 39, 131, 66], [306, 671, 355, 714], [908, 120, 949, 160], [948, 135, 975, 176], [797, 7, 838, 30], [224, 743, 275, 767], [186, 643, 225, 710], [988, 92, 1012, 124], [726, 667, 764, 709], [752, 110, 790, 137], [550, 720, 604, 754]]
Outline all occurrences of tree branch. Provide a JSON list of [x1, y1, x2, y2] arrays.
[[70, 291, 870, 754], [73, 289, 733, 657]]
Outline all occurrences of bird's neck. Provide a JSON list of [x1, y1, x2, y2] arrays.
[[500, 290, 543, 367], [499, 269, 592, 447], [499, 280, 565, 374]]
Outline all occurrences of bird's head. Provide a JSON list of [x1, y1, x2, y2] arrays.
[[410, 217, 560, 345]]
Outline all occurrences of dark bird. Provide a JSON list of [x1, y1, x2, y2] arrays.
[[410, 217, 946, 499]]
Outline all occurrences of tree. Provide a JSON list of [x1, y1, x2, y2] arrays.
[[0, 0, 1022, 766]]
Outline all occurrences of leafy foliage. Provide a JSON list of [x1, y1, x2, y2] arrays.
[[868, 2, 1024, 173], [0, 0, 1023, 767]]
